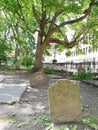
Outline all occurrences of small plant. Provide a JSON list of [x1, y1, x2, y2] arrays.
[[7, 113, 16, 123], [60, 125, 69, 130], [71, 125, 77, 130], [82, 116, 98, 130], [34, 115, 51, 125]]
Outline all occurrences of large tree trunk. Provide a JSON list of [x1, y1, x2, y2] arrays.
[[33, 46, 44, 72], [32, 32, 47, 73]]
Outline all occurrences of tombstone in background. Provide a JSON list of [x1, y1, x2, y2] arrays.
[[48, 79, 82, 123], [78, 64, 85, 74], [30, 70, 49, 87]]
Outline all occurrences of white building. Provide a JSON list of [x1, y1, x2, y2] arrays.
[[44, 35, 98, 73]]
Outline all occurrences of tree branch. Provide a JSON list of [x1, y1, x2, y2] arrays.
[[44, 10, 64, 44], [49, 38, 64, 45], [49, 10, 64, 31], [66, 27, 93, 48], [32, 4, 41, 24], [68, 23, 97, 48], [53, 2, 94, 31], [49, 26, 92, 48], [16, 0, 36, 34]]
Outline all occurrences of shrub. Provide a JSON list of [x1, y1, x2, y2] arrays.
[[0, 54, 7, 65], [74, 71, 94, 80], [44, 67, 57, 73], [20, 56, 34, 66], [52, 59, 57, 63]]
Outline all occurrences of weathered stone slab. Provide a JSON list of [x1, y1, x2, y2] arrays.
[[30, 70, 49, 87], [0, 83, 27, 104], [48, 79, 82, 123]]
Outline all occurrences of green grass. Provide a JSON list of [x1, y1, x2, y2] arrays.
[[0, 65, 33, 71], [0, 65, 15, 70], [19, 65, 33, 71], [44, 66, 57, 73], [33, 115, 78, 130]]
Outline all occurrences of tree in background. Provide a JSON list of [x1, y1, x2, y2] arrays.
[[0, 41, 9, 65], [0, 0, 98, 72], [0, 9, 35, 69], [0, 11, 12, 65]]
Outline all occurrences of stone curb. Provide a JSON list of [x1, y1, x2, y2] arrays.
[[82, 80, 98, 87]]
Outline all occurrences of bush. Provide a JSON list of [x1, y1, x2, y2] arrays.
[[20, 56, 34, 66], [52, 59, 57, 63], [44, 67, 57, 73], [0, 54, 7, 65], [74, 71, 94, 80]]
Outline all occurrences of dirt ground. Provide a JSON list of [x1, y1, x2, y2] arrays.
[[0, 71, 98, 130]]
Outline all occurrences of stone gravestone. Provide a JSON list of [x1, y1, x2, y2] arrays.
[[30, 70, 49, 87], [48, 79, 82, 123], [78, 65, 85, 74]]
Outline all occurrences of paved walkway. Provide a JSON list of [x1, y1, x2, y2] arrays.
[[0, 74, 29, 104]]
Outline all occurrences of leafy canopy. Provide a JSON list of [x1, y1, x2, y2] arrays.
[[0, 0, 98, 49]]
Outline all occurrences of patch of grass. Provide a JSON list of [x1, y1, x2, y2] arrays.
[[34, 115, 51, 125], [19, 65, 33, 71], [46, 124, 77, 130], [0, 65, 15, 70], [32, 115, 51, 130], [0, 65, 33, 71], [33, 115, 78, 130]]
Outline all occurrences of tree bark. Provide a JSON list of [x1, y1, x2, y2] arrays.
[[32, 46, 44, 72], [32, 32, 47, 73]]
